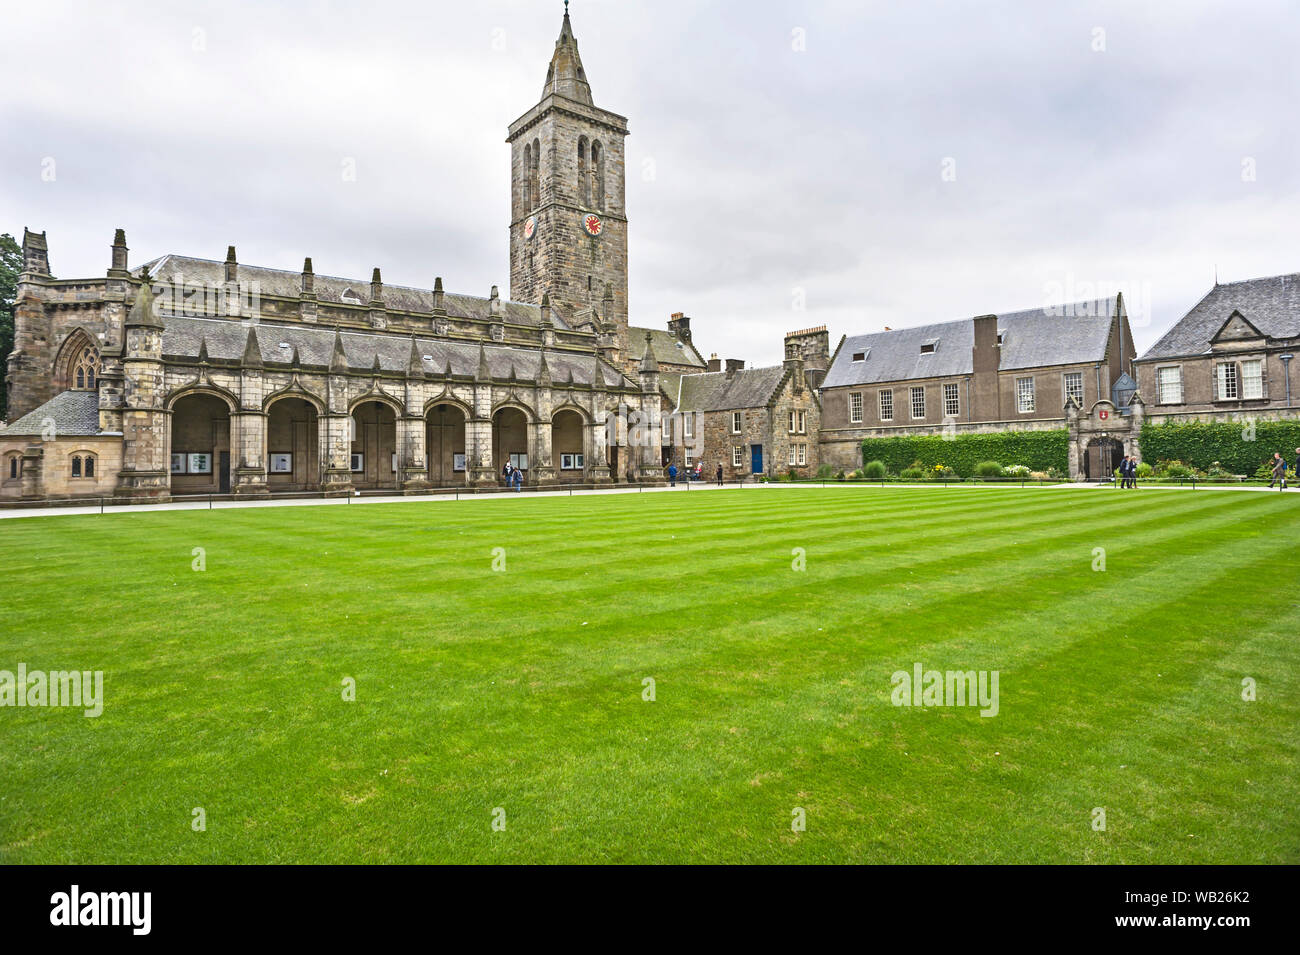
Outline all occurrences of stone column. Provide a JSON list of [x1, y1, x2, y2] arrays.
[[320, 413, 353, 495], [231, 410, 269, 497], [587, 406, 611, 483], [398, 415, 430, 492]]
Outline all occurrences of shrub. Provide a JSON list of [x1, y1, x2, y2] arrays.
[[1155, 459, 1195, 479], [1005, 464, 1031, 478], [848, 469, 865, 480], [1135, 461, 1153, 478], [1046, 466, 1067, 481], [1029, 470, 1050, 481], [900, 466, 924, 480], [1140, 420, 1300, 475], [926, 464, 957, 481], [835, 470, 846, 481], [862, 459, 887, 479], [815, 464, 835, 479], [973, 460, 1004, 477], [862, 430, 1067, 474]]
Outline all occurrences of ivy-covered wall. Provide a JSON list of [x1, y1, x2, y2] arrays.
[[1139, 420, 1300, 473], [860, 430, 1068, 475]]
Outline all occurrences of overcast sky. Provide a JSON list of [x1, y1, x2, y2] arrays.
[[4, 0, 1298, 366]]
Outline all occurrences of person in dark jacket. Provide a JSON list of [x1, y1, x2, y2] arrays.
[[1118, 456, 1129, 488], [1269, 452, 1287, 490], [668, 463, 677, 486], [512, 466, 523, 492], [716, 464, 724, 486]]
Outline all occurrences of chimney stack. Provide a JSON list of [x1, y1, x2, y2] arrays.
[[707, 353, 721, 373]]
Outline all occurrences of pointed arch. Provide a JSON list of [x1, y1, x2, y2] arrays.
[[165, 383, 238, 413], [54, 328, 101, 392], [577, 135, 590, 207], [263, 383, 326, 414]]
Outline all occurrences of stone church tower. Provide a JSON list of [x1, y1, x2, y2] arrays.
[[507, 5, 630, 356]]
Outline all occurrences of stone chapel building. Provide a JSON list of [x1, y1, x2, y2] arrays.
[[1, 7, 733, 501]]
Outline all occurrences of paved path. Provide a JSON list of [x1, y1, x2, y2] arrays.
[[0, 479, 1291, 521]]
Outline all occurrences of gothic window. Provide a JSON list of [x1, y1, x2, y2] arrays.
[[71, 453, 97, 478], [6, 454, 19, 480], [529, 137, 540, 210], [591, 140, 605, 210], [61, 337, 100, 391], [577, 136, 590, 207], [523, 142, 533, 208]]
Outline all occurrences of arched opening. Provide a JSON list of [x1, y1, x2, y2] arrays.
[[351, 400, 398, 490], [1084, 436, 1123, 481], [591, 140, 605, 210], [55, 332, 100, 392], [553, 409, 585, 483], [528, 137, 540, 211], [426, 402, 468, 487], [267, 396, 320, 491], [170, 393, 232, 494], [493, 407, 529, 484], [577, 136, 590, 207], [522, 142, 533, 209]]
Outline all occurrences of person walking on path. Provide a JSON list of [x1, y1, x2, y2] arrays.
[[1118, 456, 1130, 489], [512, 466, 523, 492], [667, 463, 677, 487], [1268, 452, 1287, 490]]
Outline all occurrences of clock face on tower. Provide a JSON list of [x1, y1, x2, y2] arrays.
[[523, 215, 536, 240], [582, 213, 603, 237]]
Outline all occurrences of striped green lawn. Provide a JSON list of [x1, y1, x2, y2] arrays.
[[1, 487, 1297, 863]]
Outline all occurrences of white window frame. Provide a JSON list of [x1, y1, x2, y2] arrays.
[[1016, 377, 1035, 414], [732, 445, 743, 468], [797, 444, 806, 466], [797, 410, 806, 434], [1241, 359, 1263, 400], [910, 386, 925, 420], [788, 446, 797, 466], [731, 411, 742, 434], [684, 448, 693, 469], [1216, 362, 1239, 400], [1064, 371, 1083, 404], [849, 392, 863, 424], [1156, 365, 1183, 405], [879, 390, 893, 421], [788, 411, 796, 433], [683, 414, 694, 439], [943, 382, 959, 418]]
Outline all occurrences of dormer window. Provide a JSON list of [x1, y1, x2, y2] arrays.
[[341, 288, 363, 304], [920, 343, 936, 354], [996, 332, 1005, 345], [852, 351, 866, 362]]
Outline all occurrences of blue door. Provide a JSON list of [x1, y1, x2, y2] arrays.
[[751, 444, 763, 475]]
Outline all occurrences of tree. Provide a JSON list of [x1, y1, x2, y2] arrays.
[[0, 232, 22, 419]]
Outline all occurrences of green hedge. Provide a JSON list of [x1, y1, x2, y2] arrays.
[[860, 430, 1067, 476], [1139, 420, 1300, 474]]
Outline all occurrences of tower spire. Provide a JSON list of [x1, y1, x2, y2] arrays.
[[544, 0, 592, 104]]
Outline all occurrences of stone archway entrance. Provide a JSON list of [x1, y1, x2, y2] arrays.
[[170, 393, 231, 494], [427, 402, 468, 487], [266, 397, 320, 491], [351, 401, 398, 490], [493, 407, 529, 484], [1084, 436, 1123, 480]]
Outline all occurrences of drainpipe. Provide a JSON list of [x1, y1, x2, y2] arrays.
[[1281, 354, 1293, 405], [1094, 362, 1102, 405]]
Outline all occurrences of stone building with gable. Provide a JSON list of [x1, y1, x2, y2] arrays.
[[663, 327, 827, 479], [2, 7, 706, 501], [818, 296, 1139, 478]]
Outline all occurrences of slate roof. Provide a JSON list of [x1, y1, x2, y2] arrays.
[[1, 390, 101, 437], [675, 365, 788, 412], [137, 255, 569, 329], [822, 298, 1118, 389], [159, 315, 630, 388], [627, 326, 705, 368], [1139, 272, 1300, 361]]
